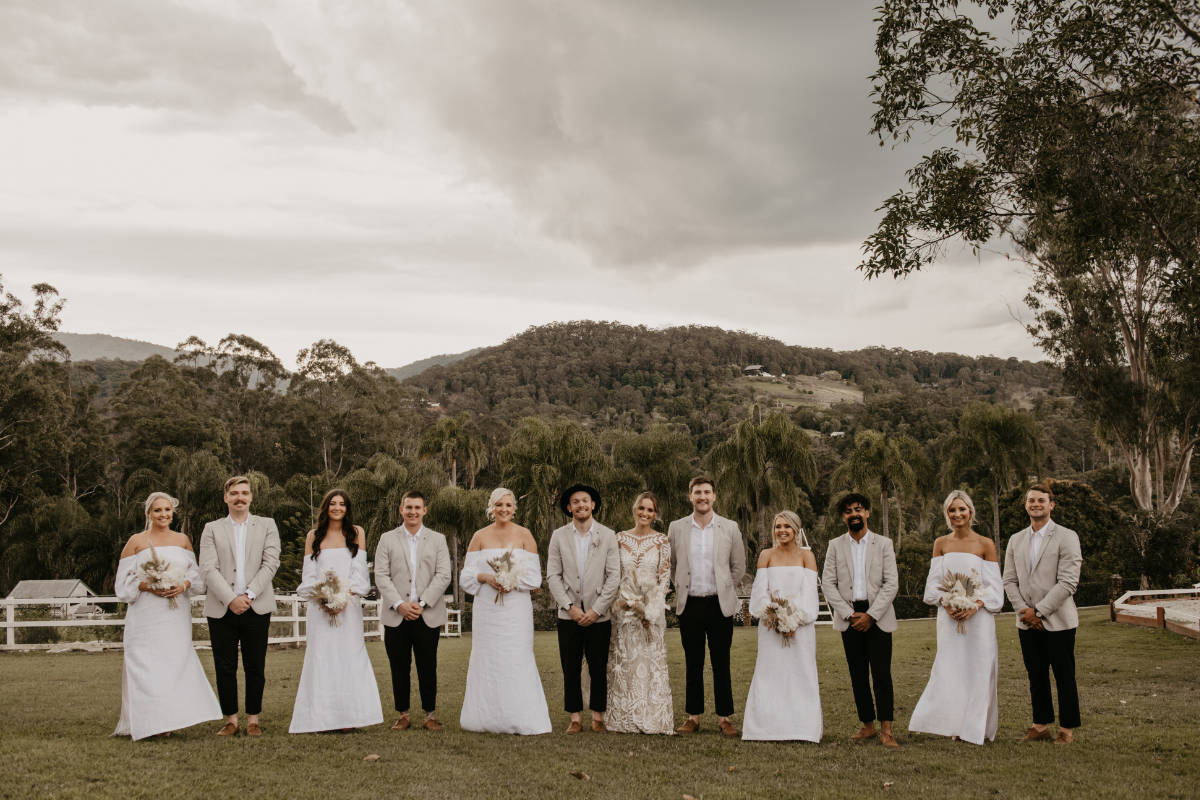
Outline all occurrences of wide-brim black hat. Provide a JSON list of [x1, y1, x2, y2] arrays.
[[559, 483, 602, 516]]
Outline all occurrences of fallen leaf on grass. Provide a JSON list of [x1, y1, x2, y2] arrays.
[[363, 754, 381, 762], [883, 782, 894, 790], [569, 771, 590, 781], [727, 766, 736, 773], [683, 795, 698, 800]]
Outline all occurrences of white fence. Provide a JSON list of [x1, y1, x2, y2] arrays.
[[1, 594, 462, 652]]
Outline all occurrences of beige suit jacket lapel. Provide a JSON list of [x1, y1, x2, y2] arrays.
[[1030, 522, 1054, 573], [217, 518, 236, 566]]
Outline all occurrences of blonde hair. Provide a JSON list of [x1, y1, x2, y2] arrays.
[[143, 491, 180, 531], [942, 489, 976, 530], [223, 475, 251, 493], [632, 491, 660, 518], [486, 487, 517, 521], [772, 510, 810, 549]]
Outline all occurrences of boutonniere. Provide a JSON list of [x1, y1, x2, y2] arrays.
[[590, 536, 601, 550]]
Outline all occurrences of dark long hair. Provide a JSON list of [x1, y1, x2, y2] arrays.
[[311, 489, 358, 560]]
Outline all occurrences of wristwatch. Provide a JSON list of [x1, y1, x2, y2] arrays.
[[418, 599, 427, 609]]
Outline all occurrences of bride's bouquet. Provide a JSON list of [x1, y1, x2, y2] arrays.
[[313, 568, 350, 626], [137, 548, 188, 610], [760, 591, 810, 647], [615, 576, 666, 638], [938, 570, 983, 633], [486, 547, 521, 604]]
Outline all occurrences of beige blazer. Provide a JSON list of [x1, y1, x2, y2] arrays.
[[667, 514, 747, 617], [375, 526, 452, 628], [1002, 519, 1081, 631], [821, 530, 898, 633], [198, 514, 280, 618], [546, 522, 620, 621]]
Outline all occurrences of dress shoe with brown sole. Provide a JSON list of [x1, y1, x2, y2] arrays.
[[565, 720, 583, 734], [391, 716, 411, 731], [1019, 726, 1052, 742], [676, 718, 700, 734], [850, 727, 878, 742], [1054, 731, 1075, 744], [880, 733, 902, 750], [245, 722, 262, 737], [591, 720, 607, 733], [718, 719, 738, 738], [423, 718, 443, 732], [216, 722, 239, 737]]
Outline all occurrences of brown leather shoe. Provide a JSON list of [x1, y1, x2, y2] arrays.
[[423, 717, 443, 732], [1019, 726, 1052, 742], [676, 718, 700, 734], [1054, 730, 1075, 744], [591, 719, 606, 733], [850, 726, 878, 742], [565, 720, 583, 734], [391, 715, 411, 731], [718, 719, 738, 738], [245, 722, 262, 737], [216, 721, 239, 737], [880, 732, 902, 750]]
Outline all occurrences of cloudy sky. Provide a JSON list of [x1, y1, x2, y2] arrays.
[[1, 0, 1040, 368]]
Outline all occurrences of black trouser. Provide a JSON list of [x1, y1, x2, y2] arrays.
[[1018, 626, 1081, 728], [383, 617, 441, 713], [556, 618, 612, 713], [840, 600, 893, 723], [678, 595, 735, 717], [208, 608, 271, 716]]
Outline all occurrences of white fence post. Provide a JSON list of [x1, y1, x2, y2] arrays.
[[5, 598, 13, 647]]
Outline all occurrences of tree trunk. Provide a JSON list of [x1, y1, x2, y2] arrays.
[[991, 475, 1001, 547], [450, 456, 458, 488], [894, 488, 905, 555], [879, 484, 891, 539]]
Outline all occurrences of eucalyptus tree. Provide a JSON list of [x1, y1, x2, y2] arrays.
[[498, 418, 610, 550], [704, 406, 817, 557], [866, 0, 1200, 516], [941, 402, 1042, 544], [831, 429, 922, 552]]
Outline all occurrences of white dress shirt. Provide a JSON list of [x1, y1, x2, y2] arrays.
[[1029, 522, 1048, 566], [849, 532, 869, 602], [689, 516, 718, 596], [231, 517, 250, 598], [574, 523, 594, 594], [405, 526, 424, 604]]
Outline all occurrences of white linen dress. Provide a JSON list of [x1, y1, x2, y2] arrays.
[[742, 565, 823, 742], [289, 547, 383, 733], [908, 551, 1003, 744], [113, 545, 221, 740], [459, 548, 552, 735]]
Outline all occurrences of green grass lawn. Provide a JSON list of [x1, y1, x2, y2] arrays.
[[1, 607, 1194, 799]]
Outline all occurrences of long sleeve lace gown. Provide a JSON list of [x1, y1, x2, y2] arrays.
[[605, 531, 674, 734], [742, 566, 823, 741], [908, 551, 1003, 744], [459, 548, 552, 735], [113, 546, 221, 740], [289, 547, 383, 733]]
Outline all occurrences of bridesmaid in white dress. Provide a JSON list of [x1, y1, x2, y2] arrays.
[[909, 490, 1003, 745], [459, 487, 552, 735], [114, 492, 221, 740], [606, 492, 673, 734], [743, 510, 822, 742], [289, 490, 383, 733]]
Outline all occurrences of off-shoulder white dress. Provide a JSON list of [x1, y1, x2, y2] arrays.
[[908, 551, 1003, 744], [289, 547, 383, 733], [742, 566, 822, 742], [459, 548, 552, 735], [113, 545, 221, 740]]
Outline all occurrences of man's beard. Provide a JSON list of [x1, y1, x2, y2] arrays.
[[847, 517, 865, 532]]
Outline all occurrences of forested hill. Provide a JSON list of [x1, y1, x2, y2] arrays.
[[402, 320, 1061, 431]]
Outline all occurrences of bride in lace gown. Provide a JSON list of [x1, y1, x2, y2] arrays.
[[459, 488, 552, 735], [908, 490, 1003, 745], [605, 492, 674, 734]]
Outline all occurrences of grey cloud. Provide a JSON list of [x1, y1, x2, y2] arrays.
[[0, 0, 349, 131], [262, 1, 914, 267]]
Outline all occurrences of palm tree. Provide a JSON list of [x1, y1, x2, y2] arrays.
[[426, 485, 490, 604], [499, 418, 609, 550], [608, 424, 696, 527], [831, 430, 921, 551], [704, 406, 817, 556], [418, 414, 487, 488], [941, 402, 1042, 544]]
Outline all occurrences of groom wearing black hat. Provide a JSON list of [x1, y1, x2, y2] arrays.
[[546, 483, 621, 734]]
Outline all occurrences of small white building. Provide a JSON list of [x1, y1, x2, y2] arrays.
[[7, 579, 100, 618]]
